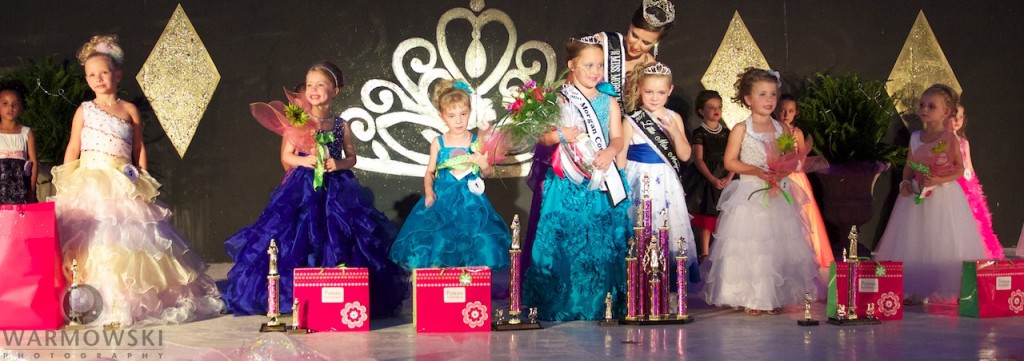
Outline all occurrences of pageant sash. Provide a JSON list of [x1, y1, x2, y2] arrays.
[[628, 109, 685, 185], [559, 84, 627, 206], [601, 31, 626, 108]]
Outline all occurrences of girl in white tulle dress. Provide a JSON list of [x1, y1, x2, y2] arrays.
[[874, 84, 989, 302], [702, 68, 822, 314], [52, 35, 223, 326]]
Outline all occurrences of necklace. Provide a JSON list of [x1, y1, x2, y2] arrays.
[[97, 98, 120, 107], [309, 113, 334, 122], [701, 122, 723, 134]]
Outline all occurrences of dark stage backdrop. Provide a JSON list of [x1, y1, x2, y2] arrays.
[[2, 1, 1021, 261]]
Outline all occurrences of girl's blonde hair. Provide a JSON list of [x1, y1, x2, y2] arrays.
[[433, 79, 471, 112], [77, 34, 124, 68], [922, 83, 960, 119], [624, 62, 672, 112]]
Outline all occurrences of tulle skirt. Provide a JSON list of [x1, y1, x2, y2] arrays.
[[223, 168, 408, 317], [874, 181, 989, 300], [390, 178, 511, 270], [52, 153, 223, 327], [523, 170, 632, 321], [624, 161, 699, 281], [703, 177, 824, 311], [788, 171, 834, 268], [957, 176, 1003, 258]]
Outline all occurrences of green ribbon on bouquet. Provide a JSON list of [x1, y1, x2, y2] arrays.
[[435, 141, 482, 177], [313, 132, 335, 190]]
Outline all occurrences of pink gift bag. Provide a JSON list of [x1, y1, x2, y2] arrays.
[[0, 202, 65, 330]]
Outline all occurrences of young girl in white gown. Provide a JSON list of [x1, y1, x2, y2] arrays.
[[874, 84, 989, 302], [702, 68, 822, 314]]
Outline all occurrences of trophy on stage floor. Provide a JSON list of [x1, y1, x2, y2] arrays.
[[261, 239, 287, 332], [620, 174, 694, 325], [798, 293, 820, 326], [287, 297, 310, 334], [63, 259, 103, 330], [494, 215, 542, 331], [828, 227, 880, 326]]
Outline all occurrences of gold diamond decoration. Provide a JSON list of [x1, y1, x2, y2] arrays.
[[886, 10, 961, 121], [137, 4, 220, 158], [701, 11, 771, 129]]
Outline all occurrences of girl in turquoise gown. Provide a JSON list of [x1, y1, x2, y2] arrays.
[[523, 36, 633, 321], [389, 80, 510, 270]]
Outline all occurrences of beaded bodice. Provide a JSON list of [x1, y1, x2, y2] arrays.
[[739, 117, 782, 169], [319, 117, 345, 159], [81, 101, 133, 161]]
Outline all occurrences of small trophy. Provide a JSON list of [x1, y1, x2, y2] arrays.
[[261, 239, 287, 332], [827, 227, 879, 326], [103, 301, 121, 330], [866, 303, 876, 320], [836, 304, 847, 319], [599, 292, 617, 326], [287, 297, 309, 334], [797, 293, 819, 326], [66, 260, 83, 329], [528, 308, 539, 324]]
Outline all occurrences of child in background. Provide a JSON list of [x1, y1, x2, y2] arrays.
[[389, 79, 511, 270], [874, 84, 989, 302], [0, 80, 37, 203], [777, 94, 833, 268], [950, 104, 1003, 259], [684, 90, 733, 262]]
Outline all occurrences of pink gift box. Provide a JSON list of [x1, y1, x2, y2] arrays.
[[828, 261, 904, 321], [293, 267, 371, 332], [0, 202, 64, 330], [413, 267, 491, 333]]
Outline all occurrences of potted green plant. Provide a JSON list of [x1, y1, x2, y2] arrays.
[[797, 73, 905, 258], [1, 56, 91, 199]]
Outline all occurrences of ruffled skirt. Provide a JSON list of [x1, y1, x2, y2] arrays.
[[523, 170, 632, 321], [703, 177, 824, 310], [390, 179, 510, 270], [52, 153, 223, 326], [223, 168, 408, 317]]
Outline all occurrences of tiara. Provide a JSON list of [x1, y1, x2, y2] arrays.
[[573, 35, 601, 45], [643, 0, 676, 28], [643, 62, 672, 75], [315, 66, 340, 87]]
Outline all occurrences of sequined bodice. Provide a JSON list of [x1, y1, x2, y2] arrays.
[[739, 117, 782, 169], [80, 101, 133, 160], [320, 118, 345, 159]]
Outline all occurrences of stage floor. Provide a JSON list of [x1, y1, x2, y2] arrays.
[[8, 261, 1024, 360]]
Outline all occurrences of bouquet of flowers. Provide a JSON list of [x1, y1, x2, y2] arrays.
[[481, 79, 564, 165], [906, 138, 950, 204], [748, 133, 822, 203], [250, 89, 327, 189]]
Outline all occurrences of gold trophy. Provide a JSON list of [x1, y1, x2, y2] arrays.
[[599, 292, 616, 326], [798, 293, 820, 326]]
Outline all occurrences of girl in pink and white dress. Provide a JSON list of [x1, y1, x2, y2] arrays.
[[950, 104, 1003, 259], [874, 84, 989, 302], [52, 35, 223, 326]]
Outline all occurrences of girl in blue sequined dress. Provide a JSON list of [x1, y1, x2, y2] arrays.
[[389, 80, 510, 270], [223, 61, 407, 317], [523, 36, 633, 321]]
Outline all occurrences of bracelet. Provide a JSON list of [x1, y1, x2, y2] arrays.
[[557, 128, 567, 144]]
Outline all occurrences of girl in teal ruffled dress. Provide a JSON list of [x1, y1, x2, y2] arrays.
[[389, 80, 510, 270]]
